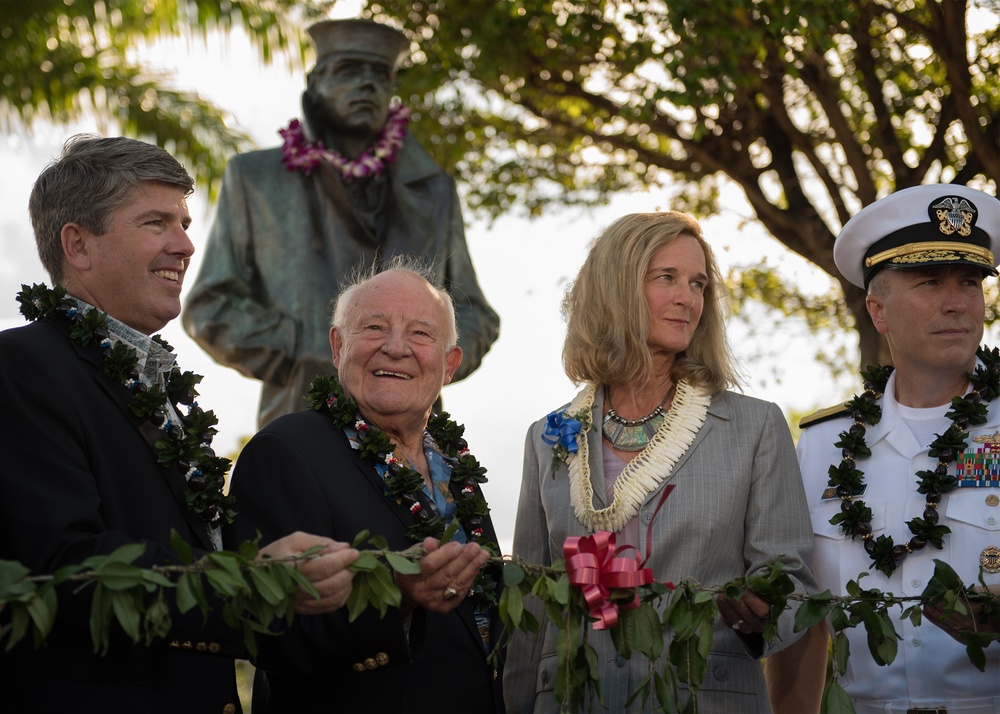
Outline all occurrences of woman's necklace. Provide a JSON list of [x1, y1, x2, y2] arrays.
[[307, 374, 499, 609], [828, 347, 1000, 577], [17, 283, 235, 529], [565, 380, 710, 532], [602, 384, 675, 452]]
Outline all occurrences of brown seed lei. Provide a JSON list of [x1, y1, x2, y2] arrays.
[[828, 348, 1000, 577]]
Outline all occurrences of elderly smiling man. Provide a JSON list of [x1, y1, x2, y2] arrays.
[[224, 262, 504, 713]]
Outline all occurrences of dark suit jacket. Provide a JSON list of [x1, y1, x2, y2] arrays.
[[0, 318, 241, 712], [224, 409, 504, 713]]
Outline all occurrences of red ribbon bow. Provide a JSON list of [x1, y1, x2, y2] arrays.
[[563, 531, 653, 630]]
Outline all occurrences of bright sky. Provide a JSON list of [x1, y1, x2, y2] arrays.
[[0, 20, 853, 552]]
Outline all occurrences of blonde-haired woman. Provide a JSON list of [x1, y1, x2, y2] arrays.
[[504, 212, 816, 713]]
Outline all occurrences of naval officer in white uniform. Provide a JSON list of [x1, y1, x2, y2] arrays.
[[767, 184, 1000, 714]]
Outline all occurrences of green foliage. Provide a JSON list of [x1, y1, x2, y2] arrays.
[[368, 0, 998, 367], [1, 532, 997, 714], [920, 559, 1000, 672], [799, 563, 1000, 711], [0, 530, 320, 659], [0, 0, 336, 197], [16, 282, 67, 321], [375, 0, 997, 222]]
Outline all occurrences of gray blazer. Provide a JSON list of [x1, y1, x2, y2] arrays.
[[503, 388, 817, 713]]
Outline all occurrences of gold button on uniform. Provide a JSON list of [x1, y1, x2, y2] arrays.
[[364, 657, 377, 670], [223, 704, 236, 714], [375, 652, 389, 666], [987, 493, 999, 507], [352, 662, 365, 673]]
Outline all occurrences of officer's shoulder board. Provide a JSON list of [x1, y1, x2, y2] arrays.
[[799, 402, 851, 429]]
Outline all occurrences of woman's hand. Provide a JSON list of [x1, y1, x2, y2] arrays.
[[716, 588, 771, 634]]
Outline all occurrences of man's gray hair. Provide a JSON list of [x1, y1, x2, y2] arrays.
[[331, 256, 459, 348]]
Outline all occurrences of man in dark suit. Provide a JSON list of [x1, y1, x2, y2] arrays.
[[224, 263, 504, 712], [0, 135, 366, 712]]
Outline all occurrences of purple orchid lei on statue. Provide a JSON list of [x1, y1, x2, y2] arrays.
[[279, 102, 411, 180]]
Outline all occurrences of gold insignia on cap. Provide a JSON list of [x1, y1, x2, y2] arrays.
[[987, 494, 999, 507], [865, 242, 994, 268], [981, 545, 1000, 574], [932, 197, 976, 237]]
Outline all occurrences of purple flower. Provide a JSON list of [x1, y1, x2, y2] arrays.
[[278, 103, 410, 181]]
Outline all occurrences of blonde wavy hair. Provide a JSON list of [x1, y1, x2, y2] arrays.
[[562, 212, 738, 396]]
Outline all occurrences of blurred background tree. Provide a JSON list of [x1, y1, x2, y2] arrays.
[[0, 0, 336, 198], [369, 0, 999, 368], [3, 0, 996, 368]]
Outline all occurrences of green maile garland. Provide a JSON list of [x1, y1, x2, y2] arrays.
[[828, 346, 1000, 577], [306, 374, 500, 611], [16, 283, 235, 528]]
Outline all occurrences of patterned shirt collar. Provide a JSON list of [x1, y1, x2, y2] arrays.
[[67, 296, 177, 389]]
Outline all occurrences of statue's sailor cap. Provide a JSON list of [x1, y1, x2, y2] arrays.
[[833, 184, 1000, 288], [307, 19, 409, 71]]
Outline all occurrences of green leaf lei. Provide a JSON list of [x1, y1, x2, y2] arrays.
[[307, 374, 500, 610], [16, 283, 235, 528], [828, 346, 1000, 577]]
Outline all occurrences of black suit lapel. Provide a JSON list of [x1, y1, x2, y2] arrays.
[[348, 454, 419, 534]]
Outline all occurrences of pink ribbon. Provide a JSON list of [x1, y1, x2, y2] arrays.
[[563, 531, 653, 630]]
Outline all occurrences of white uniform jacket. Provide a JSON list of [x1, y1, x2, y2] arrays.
[[798, 369, 1000, 712]]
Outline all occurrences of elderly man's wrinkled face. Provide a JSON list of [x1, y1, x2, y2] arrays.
[[331, 271, 462, 430], [309, 54, 394, 138]]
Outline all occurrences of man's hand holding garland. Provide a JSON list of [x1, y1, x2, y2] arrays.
[[258, 532, 360, 615], [923, 583, 1000, 645], [395, 537, 490, 615]]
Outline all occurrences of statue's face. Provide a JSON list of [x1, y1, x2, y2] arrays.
[[308, 54, 394, 139]]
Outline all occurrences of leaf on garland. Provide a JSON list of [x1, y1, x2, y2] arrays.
[[821, 677, 853, 714], [385, 552, 421, 575], [794, 590, 834, 631]]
